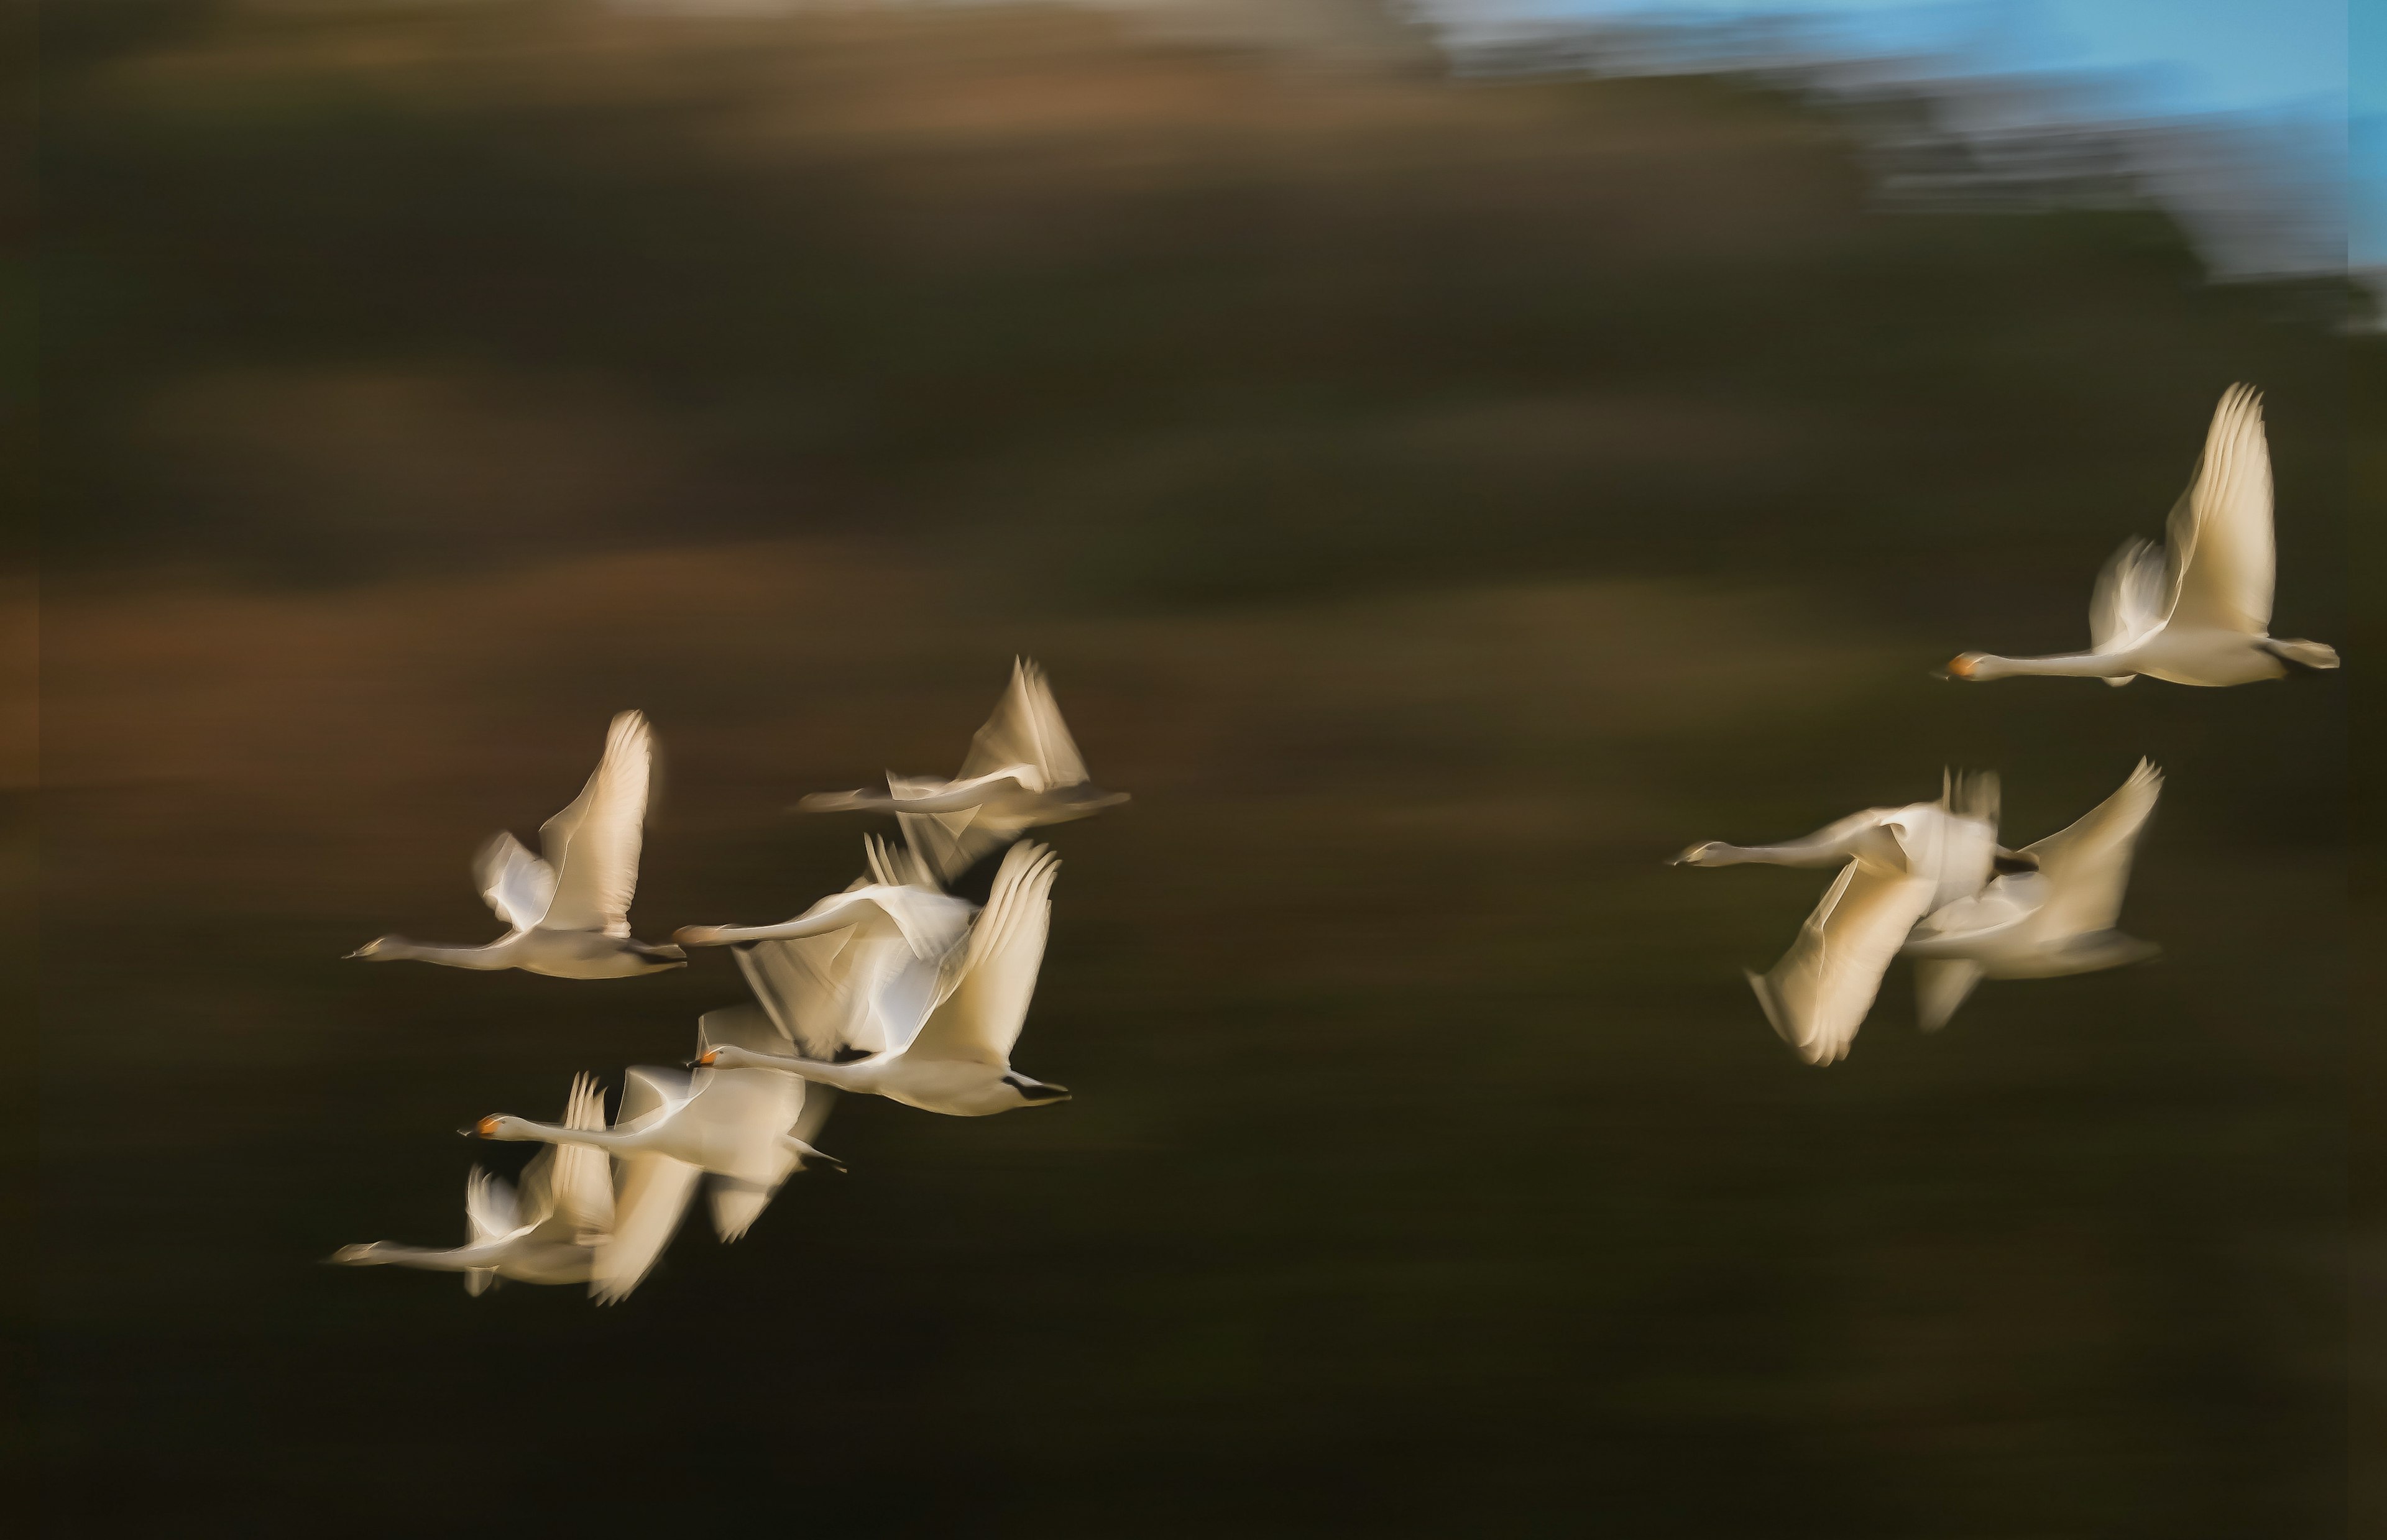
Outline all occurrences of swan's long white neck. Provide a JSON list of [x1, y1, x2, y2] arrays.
[[505, 1120, 638, 1153], [1959, 649, 2131, 681], [370, 936, 518, 968], [714, 1048, 880, 1090], [344, 1240, 508, 1271], [1698, 839, 1854, 869]]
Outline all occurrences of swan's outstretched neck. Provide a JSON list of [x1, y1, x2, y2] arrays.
[[1948, 650, 2123, 681], [704, 1047, 872, 1091], [490, 1119, 631, 1153], [1676, 839, 1854, 869], [329, 1242, 494, 1272], [347, 936, 512, 968]]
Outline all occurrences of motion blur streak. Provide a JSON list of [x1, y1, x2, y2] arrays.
[[35, 1, 2348, 1536]]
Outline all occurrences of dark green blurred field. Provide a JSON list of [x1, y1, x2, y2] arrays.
[[35, 4, 2355, 1534]]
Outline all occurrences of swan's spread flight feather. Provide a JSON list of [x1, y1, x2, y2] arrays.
[[908, 841, 1060, 1068], [541, 710, 652, 937]]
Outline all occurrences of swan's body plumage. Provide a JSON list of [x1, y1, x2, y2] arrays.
[[347, 711, 686, 979], [801, 660, 1126, 886], [1902, 760, 2164, 1028], [1949, 386, 2339, 687], [332, 1075, 615, 1291], [701, 841, 1070, 1116]]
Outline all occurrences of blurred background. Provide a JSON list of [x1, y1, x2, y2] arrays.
[[29, 1, 2362, 1533]]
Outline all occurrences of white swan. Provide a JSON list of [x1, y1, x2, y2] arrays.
[[1673, 772, 2018, 1065], [800, 659, 1126, 887], [1947, 385, 2339, 685], [346, 710, 686, 978], [677, 835, 975, 1061], [332, 1073, 614, 1292], [1902, 759, 2163, 1030], [697, 840, 1070, 1116], [472, 1007, 840, 1304]]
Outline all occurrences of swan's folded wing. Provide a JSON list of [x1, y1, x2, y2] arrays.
[[463, 1167, 522, 1245], [2089, 537, 2167, 658], [592, 1153, 700, 1305], [475, 833, 556, 932], [2021, 759, 2163, 943], [2164, 384, 2274, 636], [959, 658, 1089, 787], [906, 841, 1059, 1067], [1747, 856, 1935, 1066], [540, 710, 651, 937]]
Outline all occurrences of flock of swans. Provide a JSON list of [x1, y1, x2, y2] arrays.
[[1676, 384, 2335, 1066], [331, 383, 2336, 1298], [334, 661, 1126, 1301]]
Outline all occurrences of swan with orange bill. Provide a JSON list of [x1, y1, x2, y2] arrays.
[[1945, 385, 2338, 687]]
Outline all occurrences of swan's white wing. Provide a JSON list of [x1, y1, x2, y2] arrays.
[[616, 1065, 693, 1135], [691, 1070, 804, 1242], [463, 1167, 522, 1245], [475, 833, 556, 932], [1746, 854, 1936, 1066], [958, 658, 1090, 787], [2089, 537, 2167, 662], [892, 773, 985, 886], [550, 1072, 615, 1239], [908, 841, 1059, 1067], [592, 1153, 699, 1305], [540, 710, 651, 937], [736, 934, 866, 1058], [688, 1009, 810, 1241], [1921, 776, 2000, 915], [1914, 960, 1985, 1032], [701, 1047, 842, 1244], [865, 832, 940, 893], [2021, 759, 2163, 943], [2163, 384, 2274, 635]]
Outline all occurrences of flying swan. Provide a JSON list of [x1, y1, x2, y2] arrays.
[[331, 1073, 614, 1293], [1673, 772, 2021, 1065], [800, 659, 1126, 891], [346, 710, 687, 979], [1946, 385, 2339, 686], [695, 840, 1071, 1116]]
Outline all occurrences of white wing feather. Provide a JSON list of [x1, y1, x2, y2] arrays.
[[462, 1167, 522, 1245], [540, 710, 652, 937], [475, 833, 556, 932], [959, 658, 1089, 788], [908, 841, 1059, 1067], [2089, 536, 2167, 666], [2163, 384, 2274, 635], [1746, 850, 1937, 1066], [548, 1072, 615, 1239], [2021, 759, 2163, 942], [592, 1154, 699, 1305]]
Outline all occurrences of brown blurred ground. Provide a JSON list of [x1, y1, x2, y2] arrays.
[[35, 4, 2351, 1536]]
